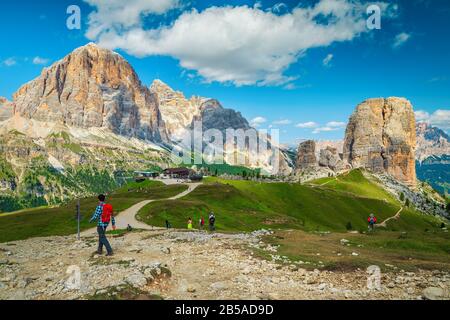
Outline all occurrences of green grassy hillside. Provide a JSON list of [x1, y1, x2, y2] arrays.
[[0, 180, 187, 243], [137, 170, 416, 232]]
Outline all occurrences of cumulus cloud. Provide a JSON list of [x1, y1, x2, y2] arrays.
[[84, 0, 180, 39], [85, 0, 393, 86], [312, 127, 337, 134], [393, 32, 411, 48], [2, 57, 17, 67], [250, 116, 267, 127], [415, 109, 450, 130], [322, 54, 334, 67], [296, 121, 318, 128], [326, 121, 346, 128], [272, 119, 292, 125], [32, 56, 50, 65]]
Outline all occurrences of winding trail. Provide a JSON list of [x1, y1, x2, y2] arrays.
[[377, 207, 403, 228], [81, 181, 201, 237], [310, 169, 351, 187]]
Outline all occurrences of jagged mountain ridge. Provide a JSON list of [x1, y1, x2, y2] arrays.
[[150, 79, 292, 175]]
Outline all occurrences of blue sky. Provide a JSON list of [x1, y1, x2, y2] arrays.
[[1, 0, 449, 143]]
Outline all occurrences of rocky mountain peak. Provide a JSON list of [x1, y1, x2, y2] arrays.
[[150, 79, 175, 94], [344, 97, 417, 187], [12, 43, 168, 142], [416, 122, 450, 161]]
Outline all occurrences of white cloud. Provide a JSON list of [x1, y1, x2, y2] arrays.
[[326, 121, 346, 128], [310, 121, 347, 134], [85, 0, 394, 86], [415, 110, 430, 122], [322, 53, 333, 67], [312, 126, 338, 134], [250, 116, 267, 127], [271, 3, 288, 14], [416, 109, 450, 130], [32, 56, 50, 65], [2, 58, 16, 67], [272, 119, 292, 125], [393, 32, 411, 48], [283, 83, 297, 90], [296, 121, 318, 128], [84, 0, 180, 39]]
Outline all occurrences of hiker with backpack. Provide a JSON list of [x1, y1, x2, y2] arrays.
[[209, 212, 216, 231], [187, 217, 193, 230], [367, 213, 377, 231], [90, 194, 116, 256], [199, 216, 205, 230]]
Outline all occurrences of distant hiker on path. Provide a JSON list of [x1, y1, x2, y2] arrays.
[[209, 212, 216, 231], [165, 220, 171, 229], [126, 224, 133, 232], [199, 216, 205, 230], [187, 218, 193, 230], [90, 194, 115, 256], [368, 213, 377, 231]]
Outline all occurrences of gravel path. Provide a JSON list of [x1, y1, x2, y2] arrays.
[[81, 182, 202, 236]]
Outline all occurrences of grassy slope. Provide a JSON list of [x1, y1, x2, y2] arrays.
[[138, 170, 405, 232], [0, 180, 187, 243]]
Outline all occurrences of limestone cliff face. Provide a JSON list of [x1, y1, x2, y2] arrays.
[[13, 43, 168, 142], [295, 140, 317, 172], [344, 97, 416, 186]]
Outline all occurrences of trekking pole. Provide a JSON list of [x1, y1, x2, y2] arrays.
[[76, 199, 81, 240]]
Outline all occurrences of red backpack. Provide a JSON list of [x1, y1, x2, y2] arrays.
[[101, 203, 113, 223]]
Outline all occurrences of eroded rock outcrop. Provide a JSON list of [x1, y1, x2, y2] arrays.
[[295, 140, 317, 172], [344, 97, 416, 186], [13, 43, 168, 142], [319, 146, 346, 171]]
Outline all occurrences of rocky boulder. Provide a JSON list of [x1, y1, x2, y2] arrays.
[[344, 97, 416, 187]]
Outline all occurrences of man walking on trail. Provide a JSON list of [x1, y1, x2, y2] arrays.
[[367, 213, 377, 231], [90, 194, 116, 256]]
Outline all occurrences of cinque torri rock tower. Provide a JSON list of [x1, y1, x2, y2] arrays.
[[343, 97, 417, 187]]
